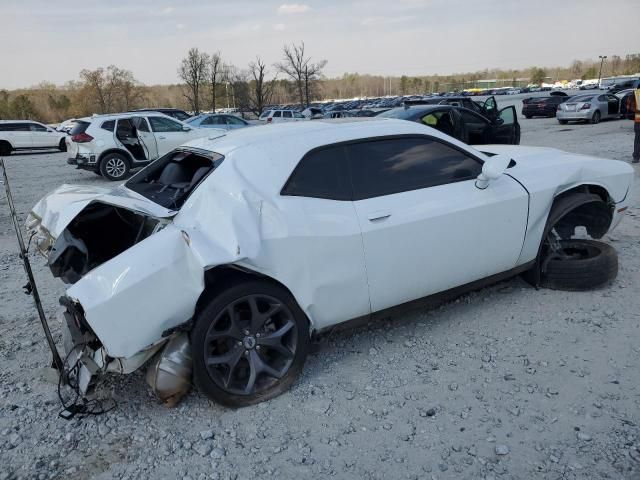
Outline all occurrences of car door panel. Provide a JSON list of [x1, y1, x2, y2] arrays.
[[354, 176, 528, 312], [132, 117, 158, 160], [490, 106, 519, 144], [10, 124, 33, 148], [346, 136, 529, 313], [148, 116, 192, 155], [458, 110, 490, 144], [29, 123, 51, 147]]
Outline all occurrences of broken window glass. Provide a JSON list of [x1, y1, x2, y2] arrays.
[[125, 149, 224, 210]]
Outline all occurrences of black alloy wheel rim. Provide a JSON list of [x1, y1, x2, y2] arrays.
[[203, 294, 298, 396]]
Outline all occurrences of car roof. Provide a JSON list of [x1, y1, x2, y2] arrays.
[[76, 112, 182, 122], [182, 118, 456, 157], [0, 120, 41, 123], [179, 118, 481, 203]]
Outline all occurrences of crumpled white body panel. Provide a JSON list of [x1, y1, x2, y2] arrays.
[[66, 225, 204, 358], [29, 184, 175, 237]]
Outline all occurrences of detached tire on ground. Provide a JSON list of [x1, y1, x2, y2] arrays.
[[192, 280, 310, 407], [99, 153, 130, 181], [539, 239, 618, 291]]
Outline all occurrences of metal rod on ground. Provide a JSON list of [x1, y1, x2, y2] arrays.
[[0, 157, 64, 372]]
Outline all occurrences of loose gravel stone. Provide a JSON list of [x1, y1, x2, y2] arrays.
[[495, 445, 510, 456]]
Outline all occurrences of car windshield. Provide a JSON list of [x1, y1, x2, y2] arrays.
[[259, 110, 271, 119]]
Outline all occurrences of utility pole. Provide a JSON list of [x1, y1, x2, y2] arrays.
[[597, 55, 607, 88]]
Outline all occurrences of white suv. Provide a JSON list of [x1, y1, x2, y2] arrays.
[[258, 109, 307, 123], [0, 120, 66, 156], [67, 112, 226, 180]]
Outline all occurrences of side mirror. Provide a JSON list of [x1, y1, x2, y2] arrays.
[[475, 154, 511, 189], [182, 125, 191, 132]]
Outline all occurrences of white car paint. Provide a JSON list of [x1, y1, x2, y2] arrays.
[[0, 120, 65, 152], [28, 120, 633, 364], [66, 113, 226, 175]]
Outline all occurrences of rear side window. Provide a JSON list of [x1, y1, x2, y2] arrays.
[[101, 120, 115, 131], [347, 137, 482, 200], [226, 116, 245, 125], [29, 123, 48, 132], [283, 111, 292, 118], [282, 146, 351, 200], [69, 121, 90, 136], [273, 111, 282, 118], [259, 110, 271, 119], [149, 116, 183, 132]]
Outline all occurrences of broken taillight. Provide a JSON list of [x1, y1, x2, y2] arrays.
[[267, 117, 272, 123], [71, 132, 94, 143]]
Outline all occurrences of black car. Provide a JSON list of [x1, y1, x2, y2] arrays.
[[403, 95, 503, 122], [521, 95, 569, 118], [378, 104, 520, 145], [132, 108, 191, 122]]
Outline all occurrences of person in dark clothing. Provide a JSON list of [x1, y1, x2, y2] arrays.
[[631, 87, 640, 163]]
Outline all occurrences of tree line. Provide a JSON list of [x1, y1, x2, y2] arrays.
[[1, 52, 638, 123], [177, 42, 326, 116]]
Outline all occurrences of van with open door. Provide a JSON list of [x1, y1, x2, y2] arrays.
[[66, 113, 226, 181]]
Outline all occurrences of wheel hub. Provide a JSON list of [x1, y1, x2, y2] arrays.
[[242, 335, 257, 350]]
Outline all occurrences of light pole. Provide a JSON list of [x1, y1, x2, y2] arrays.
[[597, 55, 607, 88]]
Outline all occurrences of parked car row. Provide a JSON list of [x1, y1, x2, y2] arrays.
[[522, 91, 634, 124]]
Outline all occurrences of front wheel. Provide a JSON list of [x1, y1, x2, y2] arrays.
[[539, 239, 617, 291], [558, 120, 568, 125], [192, 281, 310, 407], [99, 153, 130, 181], [590, 110, 601, 124], [58, 138, 67, 152]]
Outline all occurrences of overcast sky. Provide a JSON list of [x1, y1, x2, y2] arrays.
[[1, 0, 638, 89]]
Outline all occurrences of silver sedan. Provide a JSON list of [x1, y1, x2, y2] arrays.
[[186, 114, 251, 130], [556, 93, 621, 124]]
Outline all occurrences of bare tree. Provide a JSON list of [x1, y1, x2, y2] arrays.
[[78, 65, 143, 113], [276, 42, 326, 108], [79, 68, 109, 112], [178, 48, 209, 114], [208, 52, 223, 112], [247, 57, 277, 116]]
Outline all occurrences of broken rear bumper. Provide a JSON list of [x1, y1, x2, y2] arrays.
[[67, 155, 97, 171]]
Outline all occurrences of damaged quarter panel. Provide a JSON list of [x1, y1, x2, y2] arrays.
[[478, 145, 634, 264], [66, 224, 204, 358], [175, 140, 371, 331]]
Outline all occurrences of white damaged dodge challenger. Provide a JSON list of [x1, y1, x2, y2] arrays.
[[27, 118, 633, 407]]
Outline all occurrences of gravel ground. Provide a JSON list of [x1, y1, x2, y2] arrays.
[[1, 111, 639, 480]]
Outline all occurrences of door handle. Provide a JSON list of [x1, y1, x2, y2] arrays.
[[367, 211, 391, 221], [158, 136, 166, 139]]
